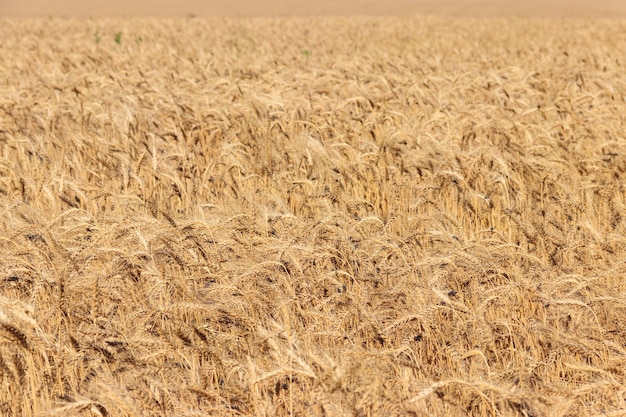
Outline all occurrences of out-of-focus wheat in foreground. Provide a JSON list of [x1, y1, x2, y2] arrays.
[[0, 16, 625, 417]]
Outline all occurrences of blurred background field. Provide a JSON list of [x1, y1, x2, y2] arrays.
[[3, 0, 626, 17]]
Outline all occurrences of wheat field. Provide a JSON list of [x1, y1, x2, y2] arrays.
[[0, 16, 625, 417]]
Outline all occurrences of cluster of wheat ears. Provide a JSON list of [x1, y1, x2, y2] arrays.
[[0, 16, 625, 417]]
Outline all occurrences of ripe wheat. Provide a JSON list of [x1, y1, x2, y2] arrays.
[[0, 15, 624, 417]]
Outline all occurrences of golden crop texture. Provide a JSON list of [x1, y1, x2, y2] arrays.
[[0, 17, 625, 417]]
